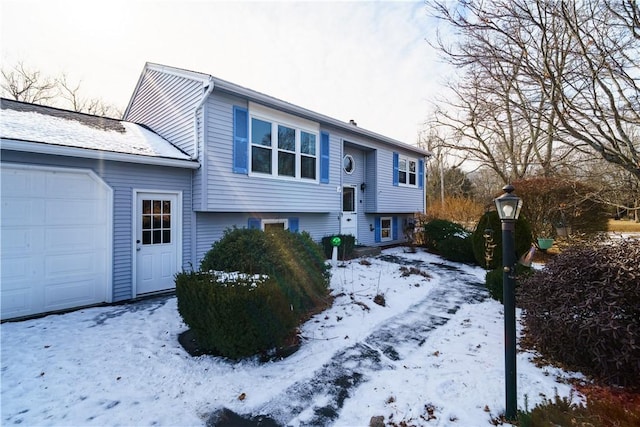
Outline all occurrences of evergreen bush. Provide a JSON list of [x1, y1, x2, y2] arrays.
[[422, 219, 467, 251], [320, 234, 356, 259], [519, 239, 640, 388], [201, 227, 330, 318], [437, 235, 476, 264], [176, 271, 296, 359], [471, 210, 532, 270]]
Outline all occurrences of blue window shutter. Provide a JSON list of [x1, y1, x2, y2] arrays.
[[248, 217, 261, 229], [418, 159, 424, 189], [392, 152, 399, 186], [233, 106, 248, 174], [320, 131, 330, 184], [392, 216, 398, 240], [288, 217, 299, 232], [374, 217, 381, 243]]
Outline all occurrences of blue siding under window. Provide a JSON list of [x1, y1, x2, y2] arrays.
[[392, 152, 399, 186], [233, 106, 249, 174], [320, 131, 330, 184]]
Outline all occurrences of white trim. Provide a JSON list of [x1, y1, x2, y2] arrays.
[[132, 189, 183, 297], [261, 218, 289, 231], [1, 162, 114, 305], [343, 154, 355, 174], [248, 106, 320, 183], [398, 154, 418, 188], [1, 139, 200, 169], [380, 216, 393, 242]]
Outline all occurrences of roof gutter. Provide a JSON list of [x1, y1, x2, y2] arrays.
[[193, 77, 215, 160]]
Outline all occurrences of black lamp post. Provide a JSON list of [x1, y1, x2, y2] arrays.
[[494, 184, 523, 421]]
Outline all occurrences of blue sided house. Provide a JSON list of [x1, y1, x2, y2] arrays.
[[0, 62, 430, 320]]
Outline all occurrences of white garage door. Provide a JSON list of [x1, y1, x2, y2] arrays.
[[1, 164, 112, 320]]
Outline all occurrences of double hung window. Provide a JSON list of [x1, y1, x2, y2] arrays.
[[249, 104, 319, 181], [398, 155, 417, 187]]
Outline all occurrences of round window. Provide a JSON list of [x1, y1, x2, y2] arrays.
[[343, 154, 355, 174]]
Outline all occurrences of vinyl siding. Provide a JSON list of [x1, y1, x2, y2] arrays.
[[194, 211, 339, 264], [125, 68, 204, 157], [1, 150, 193, 302], [200, 91, 342, 213]]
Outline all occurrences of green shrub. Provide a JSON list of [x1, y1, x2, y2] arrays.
[[471, 210, 532, 270], [485, 264, 533, 303], [176, 271, 296, 359], [201, 227, 330, 318], [320, 234, 356, 260], [519, 239, 640, 388], [437, 234, 476, 264], [422, 219, 468, 252]]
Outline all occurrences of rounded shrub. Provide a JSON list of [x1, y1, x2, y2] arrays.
[[422, 219, 476, 264], [423, 219, 468, 251], [519, 239, 640, 388], [471, 210, 532, 270], [176, 271, 297, 359], [200, 227, 330, 319]]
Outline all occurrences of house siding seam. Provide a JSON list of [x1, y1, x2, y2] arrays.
[[0, 150, 192, 302]]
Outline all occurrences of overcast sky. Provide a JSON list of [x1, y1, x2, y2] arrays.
[[1, 0, 453, 145]]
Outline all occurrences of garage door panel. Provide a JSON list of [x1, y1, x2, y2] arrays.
[[1, 287, 34, 319], [45, 199, 108, 226], [45, 172, 101, 199], [44, 250, 106, 278], [1, 256, 34, 282], [1, 199, 45, 225], [1, 168, 46, 198], [44, 279, 103, 311], [2, 227, 45, 254], [45, 226, 105, 252]]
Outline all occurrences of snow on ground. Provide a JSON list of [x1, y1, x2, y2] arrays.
[[1, 248, 582, 426]]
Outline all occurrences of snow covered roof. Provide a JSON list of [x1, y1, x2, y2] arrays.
[[0, 99, 198, 169]]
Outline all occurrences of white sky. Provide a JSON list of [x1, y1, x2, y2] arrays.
[[0, 0, 452, 145]]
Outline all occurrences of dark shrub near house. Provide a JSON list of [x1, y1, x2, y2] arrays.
[[519, 239, 640, 388], [200, 227, 331, 318], [422, 219, 476, 264], [471, 210, 532, 270], [321, 234, 356, 260], [176, 271, 296, 359]]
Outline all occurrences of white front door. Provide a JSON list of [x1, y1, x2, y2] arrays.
[[135, 192, 180, 295], [341, 185, 358, 238]]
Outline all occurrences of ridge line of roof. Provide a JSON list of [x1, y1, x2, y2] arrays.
[[140, 63, 431, 156]]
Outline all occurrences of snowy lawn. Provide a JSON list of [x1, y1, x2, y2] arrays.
[[1, 247, 582, 426]]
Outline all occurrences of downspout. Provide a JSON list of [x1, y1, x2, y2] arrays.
[[192, 76, 215, 160]]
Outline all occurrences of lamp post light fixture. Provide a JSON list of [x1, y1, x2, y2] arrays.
[[494, 184, 522, 421]]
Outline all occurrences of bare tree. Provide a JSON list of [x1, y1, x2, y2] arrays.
[[426, 0, 640, 183], [1, 62, 122, 118], [1, 62, 57, 104]]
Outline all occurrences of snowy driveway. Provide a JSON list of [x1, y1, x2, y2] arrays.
[[1, 248, 576, 426], [215, 256, 489, 426]]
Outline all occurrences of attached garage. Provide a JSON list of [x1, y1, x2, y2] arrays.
[[1, 164, 112, 320]]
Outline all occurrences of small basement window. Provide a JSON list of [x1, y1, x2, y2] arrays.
[[380, 217, 392, 242], [262, 219, 288, 233]]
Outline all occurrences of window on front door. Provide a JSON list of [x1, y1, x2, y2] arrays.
[[380, 217, 392, 242], [141, 199, 171, 245], [343, 186, 355, 212]]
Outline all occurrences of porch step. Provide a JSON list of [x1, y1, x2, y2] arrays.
[[351, 245, 382, 258]]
